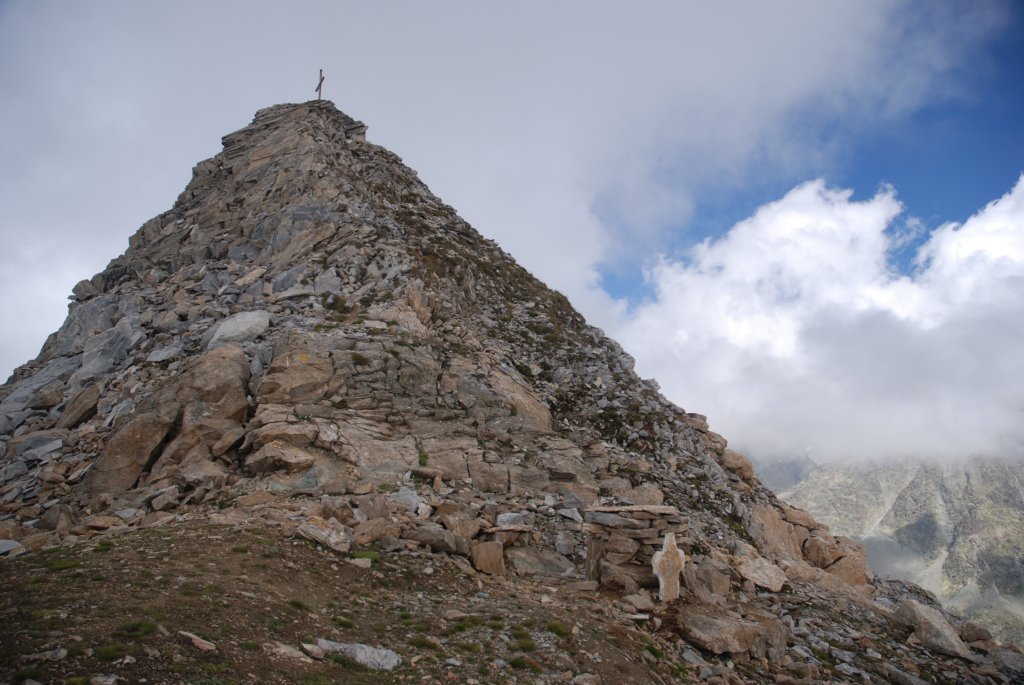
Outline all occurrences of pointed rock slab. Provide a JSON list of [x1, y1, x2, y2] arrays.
[[896, 599, 974, 660], [652, 533, 686, 602]]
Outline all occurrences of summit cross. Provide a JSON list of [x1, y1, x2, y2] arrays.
[[315, 69, 325, 100]]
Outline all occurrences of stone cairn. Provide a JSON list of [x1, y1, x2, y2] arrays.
[[582, 504, 690, 595]]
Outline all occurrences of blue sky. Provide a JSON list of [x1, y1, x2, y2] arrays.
[[600, 4, 1024, 301], [1, 1, 1023, 461]]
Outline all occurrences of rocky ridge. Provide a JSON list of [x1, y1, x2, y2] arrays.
[[1, 100, 1022, 684]]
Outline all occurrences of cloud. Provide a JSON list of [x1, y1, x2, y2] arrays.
[[0, 1, 1013, 385], [616, 175, 1024, 461]]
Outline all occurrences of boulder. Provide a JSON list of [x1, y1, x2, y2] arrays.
[[676, 603, 788, 662], [735, 554, 787, 593], [296, 516, 352, 554], [720, 449, 755, 481], [206, 310, 271, 350], [55, 383, 100, 429], [81, 406, 177, 496], [470, 540, 506, 576], [506, 547, 574, 577], [896, 600, 973, 660], [693, 557, 733, 597]]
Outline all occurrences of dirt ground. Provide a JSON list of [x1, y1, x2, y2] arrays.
[[0, 520, 689, 684]]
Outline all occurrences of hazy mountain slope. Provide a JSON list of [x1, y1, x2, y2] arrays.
[[781, 456, 1024, 647]]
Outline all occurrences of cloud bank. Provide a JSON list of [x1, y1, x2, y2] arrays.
[[618, 176, 1024, 461], [0, 1, 1010, 380]]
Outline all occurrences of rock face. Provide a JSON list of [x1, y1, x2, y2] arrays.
[[779, 456, 1024, 647], [0, 101, 1017, 683]]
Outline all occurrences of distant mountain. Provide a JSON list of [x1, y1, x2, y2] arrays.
[[776, 456, 1024, 647]]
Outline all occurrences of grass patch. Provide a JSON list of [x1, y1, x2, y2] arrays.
[[333, 616, 355, 628], [95, 642, 130, 661], [44, 558, 80, 571], [351, 352, 371, 366], [94, 540, 114, 553], [13, 667, 45, 684], [509, 656, 541, 672], [241, 641, 261, 651], [547, 621, 570, 639], [645, 643, 664, 659], [351, 550, 379, 561], [513, 639, 536, 652], [329, 653, 369, 671], [288, 598, 311, 611], [113, 620, 156, 639], [408, 635, 438, 650]]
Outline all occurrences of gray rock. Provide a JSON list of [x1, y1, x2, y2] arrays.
[[147, 345, 182, 363], [206, 310, 270, 350], [0, 539, 24, 555], [70, 319, 140, 385], [72, 279, 100, 300], [314, 268, 342, 294], [505, 547, 574, 577], [316, 639, 402, 671], [388, 486, 422, 514], [496, 511, 526, 526], [271, 265, 307, 293]]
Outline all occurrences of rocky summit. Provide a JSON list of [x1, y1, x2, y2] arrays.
[[1, 101, 1021, 684]]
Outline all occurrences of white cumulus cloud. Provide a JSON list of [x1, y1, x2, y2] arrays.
[[616, 176, 1024, 461]]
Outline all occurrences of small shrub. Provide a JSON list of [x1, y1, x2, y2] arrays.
[[351, 352, 371, 366], [332, 616, 355, 629], [288, 598, 310, 611], [418, 452, 429, 466], [241, 641, 260, 651]]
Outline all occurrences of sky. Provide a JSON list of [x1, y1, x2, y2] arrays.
[[1, 1, 1023, 463]]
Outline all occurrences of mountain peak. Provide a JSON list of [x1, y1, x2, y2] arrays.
[[1, 104, 1021, 683]]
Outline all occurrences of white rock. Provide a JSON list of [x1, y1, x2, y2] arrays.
[[316, 639, 403, 671]]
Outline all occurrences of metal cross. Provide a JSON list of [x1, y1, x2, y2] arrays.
[[315, 69, 325, 100]]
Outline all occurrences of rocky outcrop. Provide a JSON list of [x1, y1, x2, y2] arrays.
[[1, 101, 1018, 683]]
